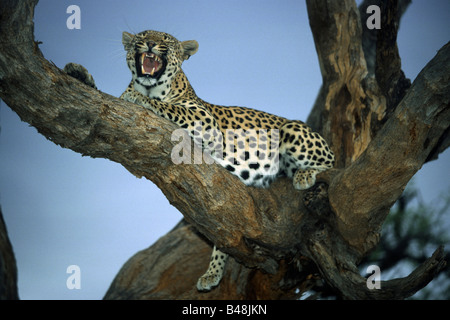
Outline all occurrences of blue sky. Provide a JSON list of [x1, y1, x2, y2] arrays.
[[0, 0, 449, 299]]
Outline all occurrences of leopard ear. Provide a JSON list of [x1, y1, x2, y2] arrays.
[[122, 31, 134, 51], [181, 40, 199, 60]]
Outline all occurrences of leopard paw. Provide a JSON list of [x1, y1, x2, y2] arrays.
[[64, 62, 97, 89], [293, 168, 319, 190], [196, 273, 222, 292]]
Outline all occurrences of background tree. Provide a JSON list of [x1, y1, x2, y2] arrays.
[[0, 0, 448, 299]]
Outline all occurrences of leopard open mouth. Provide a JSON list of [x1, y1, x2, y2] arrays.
[[138, 52, 165, 78]]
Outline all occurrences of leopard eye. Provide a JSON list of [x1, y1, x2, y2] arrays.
[[157, 44, 168, 52], [135, 40, 146, 50]]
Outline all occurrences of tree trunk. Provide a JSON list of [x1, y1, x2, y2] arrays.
[[0, 208, 19, 300], [0, 0, 448, 299]]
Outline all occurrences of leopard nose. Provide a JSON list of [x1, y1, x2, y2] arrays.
[[146, 41, 156, 49]]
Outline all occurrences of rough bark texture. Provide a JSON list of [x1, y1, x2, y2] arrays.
[[0, 0, 448, 299], [0, 208, 19, 300]]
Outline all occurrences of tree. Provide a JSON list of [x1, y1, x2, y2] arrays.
[[0, 207, 19, 300], [0, 0, 448, 299]]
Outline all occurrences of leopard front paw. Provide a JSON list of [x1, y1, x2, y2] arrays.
[[120, 89, 146, 105], [64, 62, 97, 89], [293, 168, 318, 190], [120, 90, 135, 103]]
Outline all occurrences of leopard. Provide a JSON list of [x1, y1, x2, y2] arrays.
[[64, 29, 335, 292]]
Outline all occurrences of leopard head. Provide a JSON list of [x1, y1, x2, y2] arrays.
[[122, 30, 198, 89]]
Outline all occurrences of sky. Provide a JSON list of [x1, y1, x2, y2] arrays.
[[0, 0, 449, 300]]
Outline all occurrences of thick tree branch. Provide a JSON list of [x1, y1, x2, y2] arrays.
[[358, 0, 411, 77], [305, 237, 446, 299], [1, 0, 448, 299], [305, 0, 449, 254], [104, 219, 301, 300], [329, 42, 450, 253], [374, 0, 411, 112], [0, 208, 19, 300], [307, 0, 414, 167], [306, 0, 387, 167]]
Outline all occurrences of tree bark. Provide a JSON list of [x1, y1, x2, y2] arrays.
[[0, 208, 19, 300], [103, 220, 301, 300], [0, 0, 448, 299]]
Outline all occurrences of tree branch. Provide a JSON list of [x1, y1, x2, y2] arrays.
[[374, 0, 411, 112], [328, 42, 450, 253], [104, 219, 301, 300], [305, 237, 446, 299], [306, 0, 387, 167], [0, 207, 19, 300], [358, 0, 411, 77]]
